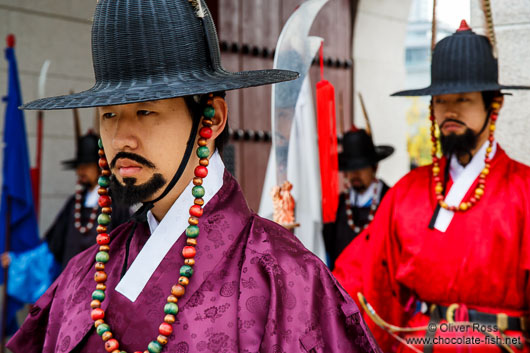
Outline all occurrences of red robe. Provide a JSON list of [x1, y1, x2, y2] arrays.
[[334, 146, 530, 352]]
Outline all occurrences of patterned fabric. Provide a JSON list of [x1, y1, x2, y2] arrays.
[[8, 171, 380, 353]]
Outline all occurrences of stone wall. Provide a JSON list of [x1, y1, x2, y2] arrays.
[[471, 0, 530, 165], [0, 1, 95, 235]]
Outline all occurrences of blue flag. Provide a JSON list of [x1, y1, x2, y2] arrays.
[[0, 41, 41, 335]]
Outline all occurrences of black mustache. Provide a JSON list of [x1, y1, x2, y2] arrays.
[[440, 118, 467, 128], [110, 152, 156, 169]]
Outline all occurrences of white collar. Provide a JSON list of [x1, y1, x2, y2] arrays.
[[116, 150, 225, 302], [349, 180, 380, 207], [84, 186, 99, 208], [434, 140, 497, 232]]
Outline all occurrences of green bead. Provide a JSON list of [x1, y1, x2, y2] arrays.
[[96, 323, 110, 336], [180, 265, 193, 278], [148, 341, 163, 353], [98, 176, 110, 188], [98, 213, 111, 226], [95, 251, 109, 263], [164, 302, 179, 315], [203, 106, 215, 119], [186, 225, 199, 238], [192, 185, 205, 198], [98, 139, 103, 149], [196, 146, 210, 159], [92, 290, 105, 301]]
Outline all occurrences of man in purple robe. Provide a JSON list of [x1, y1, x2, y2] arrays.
[[7, 1, 380, 352]]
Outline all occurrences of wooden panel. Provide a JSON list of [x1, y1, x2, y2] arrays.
[[216, 0, 355, 210]]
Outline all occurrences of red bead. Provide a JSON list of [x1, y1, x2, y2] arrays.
[[99, 158, 109, 169], [436, 195, 444, 201], [159, 322, 173, 336], [99, 195, 111, 207], [104, 338, 119, 352], [91, 308, 105, 320], [199, 127, 213, 139], [194, 166, 208, 178], [490, 113, 498, 121], [96, 233, 110, 245], [95, 271, 107, 283], [488, 136, 494, 142], [182, 246, 196, 258], [189, 205, 203, 218]]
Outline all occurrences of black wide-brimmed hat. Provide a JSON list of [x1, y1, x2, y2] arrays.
[[339, 129, 394, 171], [22, 0, 298, 110], [62, 133, 99, 169], [392, 20, 530, 97]]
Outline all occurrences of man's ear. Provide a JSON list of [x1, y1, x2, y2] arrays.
[[210, 96, 228, 139]]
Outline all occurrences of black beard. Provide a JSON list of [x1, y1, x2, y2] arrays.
[[352, 184, 368, 194], [440, 128, 478, 162], [109, 173, 167, 206]]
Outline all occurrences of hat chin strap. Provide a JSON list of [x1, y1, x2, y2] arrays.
[[132, 115, 202, 222]]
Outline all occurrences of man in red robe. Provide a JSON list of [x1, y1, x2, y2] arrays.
[[334, 20, 530, 353]]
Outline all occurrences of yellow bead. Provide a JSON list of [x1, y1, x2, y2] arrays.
[[489, 124, 496, 131], [157, 335, 169, 345], [459, 203, 468, 211], [102, 331, 113, 341], [440, 201, 448, 209], [486, 147, 492, 153], [475, 188, 484, 196], [482, 168, 489, 175], [435, 185, 443, 194], [432, 166, 440, 174], [491, 102, 501, 110]]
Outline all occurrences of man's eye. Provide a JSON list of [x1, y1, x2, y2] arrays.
[[138, 110, 153, 116], [102, 112, 116, 119]]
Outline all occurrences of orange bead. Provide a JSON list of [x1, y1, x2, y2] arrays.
[[157, 334, 169, 345], [167, 295, 178, 303], [193, 177, 203, 186], [184, 259, 195, 266], [94, 319, 105, 328], [96, 284, 107, 291], [199, 158, 209, 167], [188, 217, 199, 226], [95, 263, 105, 271], [171, 284, 186, 297], [90, 300, 101, 309], [194, 198, 204, 206], [97, 225, 108, 233], [102, 331, 113, 341], [102, 207, 112, 214], [98, 188, 108, 196], [164, 314, 176, 324], [198, 138, 208, 147], [101, 169, 111, 177], [179, 276, 189, 286], [94, 271, 107, 283], [187, 238, 197, 246]]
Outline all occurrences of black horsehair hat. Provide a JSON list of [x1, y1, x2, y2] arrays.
[[339, 128, 394, 172], [392, 20, 530, 97], [62, 132, 100, 170], [22, 0, 298, 110]]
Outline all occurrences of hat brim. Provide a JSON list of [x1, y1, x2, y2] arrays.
[[391, 83, 530, 97], [61, 159, 78, 170], [21, 68, 299, 110], [338, 145, 394, 171]]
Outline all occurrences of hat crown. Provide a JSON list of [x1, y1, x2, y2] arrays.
[[430, 24, 498, 91], [342, 130, 377, 159], [92, 0, 220, 91]]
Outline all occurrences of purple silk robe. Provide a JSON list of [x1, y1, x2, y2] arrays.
[[8, 171, 380, 353]]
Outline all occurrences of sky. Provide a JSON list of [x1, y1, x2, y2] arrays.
[[436, 0, 471, 29]]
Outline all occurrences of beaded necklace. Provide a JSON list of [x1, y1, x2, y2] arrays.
[[344, 181, 378, 233], [74, 183, 99, 234], [430, 97, 502, 212], [90, 95, 215, 353]]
